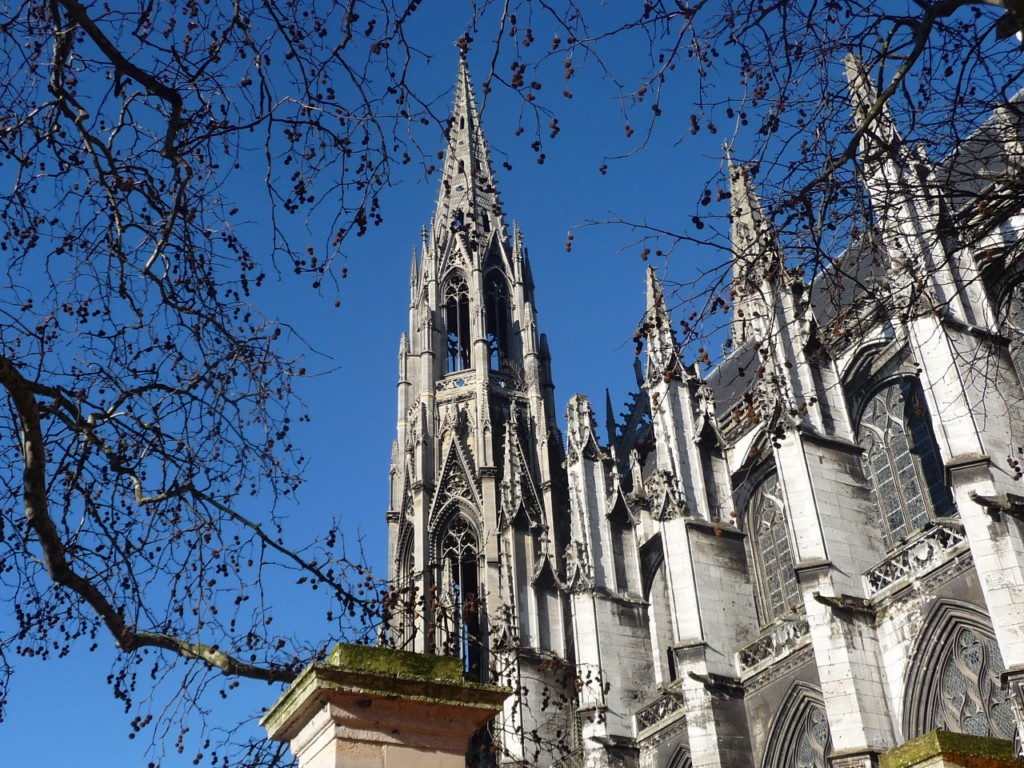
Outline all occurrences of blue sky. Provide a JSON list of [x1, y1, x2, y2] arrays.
[[0, 9, 736, 766]]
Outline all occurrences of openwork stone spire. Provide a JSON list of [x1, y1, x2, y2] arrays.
[[645, 267, 680, 383], [729, 162, 781, 345], [433, 57, 504, 243], [844, 53, 902, 152]]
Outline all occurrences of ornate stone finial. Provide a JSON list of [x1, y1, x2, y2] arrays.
[[644, 267, 680, 384], [843, 52, 903, 157], [565, 394, 602, 464], [728, 163, 783, 346], [604, 388, 617, 447]]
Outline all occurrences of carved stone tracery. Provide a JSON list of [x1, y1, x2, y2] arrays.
[[864, 521, 967, 595], [634, 690, 687, 732], [737, 616, 811, 674], [643, 470, 688, 522]]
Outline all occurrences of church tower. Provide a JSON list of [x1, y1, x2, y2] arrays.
[[386, 58, 573, 763]]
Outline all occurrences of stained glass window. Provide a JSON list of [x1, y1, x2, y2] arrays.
[[858, 380, 952, 549], [793, 704, 831, 768], [933, 626, 1015, 740], [764, 691, 833, 768], [749, 474, 801, 624]]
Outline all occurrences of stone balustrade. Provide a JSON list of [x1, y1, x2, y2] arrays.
[[863, 521, 967, 596]]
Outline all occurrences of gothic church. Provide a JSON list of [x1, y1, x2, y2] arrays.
[[386, 57, 1024, 768]]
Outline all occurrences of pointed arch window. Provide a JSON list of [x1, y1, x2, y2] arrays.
[[857, 379, 953, 549], [391, 524, 416, 650], [905, 605, 1015, 741], [934, 627, 1015, 738], [443, 275, 472, 373], [485, 272, 511, 371], [436, 513, 483, 677], [666, 746, 692, 768], [763, 685, 833, 768], [749, 473, 801, 625]]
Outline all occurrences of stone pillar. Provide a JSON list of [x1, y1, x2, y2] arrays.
[[262, 644, 509, 768]]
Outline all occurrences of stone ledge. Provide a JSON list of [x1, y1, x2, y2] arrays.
[[880, 730, 1023, 768], [262, 643, 509, 745]]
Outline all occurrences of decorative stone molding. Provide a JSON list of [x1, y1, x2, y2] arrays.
[[742, 643, 815, 694], [863, 521, 968, 596], [549, 747, 586, 768], [634, 689, 687, 733], [737, 616, 811, 675], [563, 540, 595, 594], [565, 394, 604, 464], [644, 469, 689, 521], [436, 372, 475, 392], [262, 644, 508, 768]]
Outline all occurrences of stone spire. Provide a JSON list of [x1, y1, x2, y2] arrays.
[[843, 52, 976, 320], [433, 57, 504, 244], [843, 51, 932, 200], [729, 161, 781, 345], [604, 388, 617, 447], [843, 53, 902, 155], [388, 64, 571, 754], [645, 267, 680, 383]]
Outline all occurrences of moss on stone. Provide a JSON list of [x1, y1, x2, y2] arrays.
[[326, 643, 464, 683], [262, 643, 509, 743], [881, 730, 1022, 768]]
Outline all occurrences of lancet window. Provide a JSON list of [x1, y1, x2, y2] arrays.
[[391, 525, 416, 650], [748, 473, 801, 625], [485, 272, 511, 371], [857, 379, 953, 549], [763, 685, 832, 768], [933, 627, 1015, 738], [906, 605, 1015, 741], [666, 747, 692, 768], [435, 513, 482, 677], [443, 274, 472, 373]]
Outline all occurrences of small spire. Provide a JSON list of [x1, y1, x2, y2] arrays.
[[522, 249, 535, 293], [729, 163, 771, 263], [728, 163, 781, 346], [409, 246, 418, 286], [433, 57, 504, 243], [993, 105, 1024, 172], [633, 357, 644, 390], [645, 267, 679, 382], [566, 394, 601, 463], [844, 51, 935, 220], [729, 163, 783, 274], [604, 388, 617, 447], [844, 52, 901, 153]]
